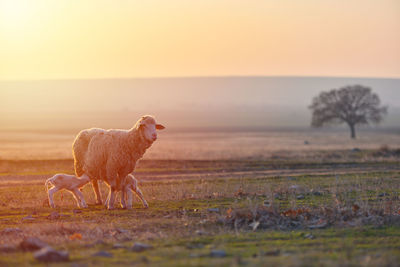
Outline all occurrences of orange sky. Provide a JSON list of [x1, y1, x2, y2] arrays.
[[0, 0, 399, 80]]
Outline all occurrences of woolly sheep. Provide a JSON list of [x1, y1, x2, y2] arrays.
[[45, 173, 90, 208], [72, 115, 165, 209]]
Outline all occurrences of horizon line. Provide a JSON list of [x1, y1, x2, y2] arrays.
[[1, 74, 400, 83]]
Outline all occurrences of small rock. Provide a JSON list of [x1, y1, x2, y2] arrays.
[[308, 221, 328, 230], [19, 237, 49, 251], [47, 211, 60, 220], [195, 230, 207, 236], [207, 208, 220, 213], [249, 221, 260, 231], [92, 251, 113, 258], [351, 148, 361, 153], [186, 243, 205, 249], [131, 242, 153, 252], [378, 192, 389, 197], [112, 243, 126, 249], [312, 191, 323, 196], [115, 228, 129, 234], [34, 246, 69, 262], [210, 250, 227, 258], [22, 215, 35, 222], [0, 244, 17, 252], [304, 140, 310, 145], [264, 249, 280, 256], [296, 195, 305, 200], [263, 200, 270, 207], [304, 233, 315, 239], [73, 209, 83, 214], [1, 227, 22, 234], [289, 185, 300, 190]]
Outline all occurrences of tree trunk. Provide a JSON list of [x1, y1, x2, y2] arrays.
[[349, 123, 356, 139]]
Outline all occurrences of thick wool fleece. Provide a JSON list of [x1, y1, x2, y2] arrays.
[[72, 117, 154, 189]]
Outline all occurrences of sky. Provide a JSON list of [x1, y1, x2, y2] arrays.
[[0, 0, 399, 80]]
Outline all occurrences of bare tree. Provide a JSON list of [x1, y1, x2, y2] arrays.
[[309, 85, 387, 139]]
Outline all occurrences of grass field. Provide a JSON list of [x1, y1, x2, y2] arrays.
[[0, 131, 399, 266]]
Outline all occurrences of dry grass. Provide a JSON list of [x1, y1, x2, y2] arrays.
[[0, 130, 399, 265]]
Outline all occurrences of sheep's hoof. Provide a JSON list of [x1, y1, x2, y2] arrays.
[[107, 206, 115, 210]]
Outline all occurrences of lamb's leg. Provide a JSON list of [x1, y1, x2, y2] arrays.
[[125, 187, 133, 209], [71, 188, 83, 208], [132, 185, 149, 208], [121, 187, 132, 209], [72, 188, 88, 208], [91, 179, 102, 205], [48, 187, 58, 208]]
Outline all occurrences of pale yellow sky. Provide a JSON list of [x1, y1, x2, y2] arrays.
[[0, 0, 399, 80]]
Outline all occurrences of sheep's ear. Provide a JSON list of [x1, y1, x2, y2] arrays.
[[156, 124, 165, 130], [139, 119, 147, 127]]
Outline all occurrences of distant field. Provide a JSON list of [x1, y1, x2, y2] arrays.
[[0, 129, 399, 160]]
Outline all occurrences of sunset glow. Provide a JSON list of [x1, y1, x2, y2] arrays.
[[1, 0, 399, 80]]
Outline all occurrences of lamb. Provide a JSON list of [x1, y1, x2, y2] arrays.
[[45, 173, 90, 208], [104, 174, 149, 209], [72, 115, 165, 209]]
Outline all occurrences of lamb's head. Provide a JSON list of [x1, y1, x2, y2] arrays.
[[135, 115, 165, 143]]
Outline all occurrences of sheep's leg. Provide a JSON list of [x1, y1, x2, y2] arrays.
[[105, 177, 117, 210], [107, 187, 117, 210], [132, 185, 149, 208], [91, 179, 102, 205], [104, 192, 110, 208], [48, 187, 58, 208], [120, 190, 126, 209], [72, 188, 87, 208]]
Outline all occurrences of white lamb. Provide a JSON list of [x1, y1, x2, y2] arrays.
[[104, 174, 149, 209], [45, 173, 90, 208]]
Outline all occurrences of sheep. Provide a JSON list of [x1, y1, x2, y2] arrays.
[[45, 173, 90, 208], [72, 115, 165, 209], [104, 174, 149, 209]]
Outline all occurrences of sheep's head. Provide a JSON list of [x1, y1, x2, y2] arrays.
[[136, 115, 165, 143]]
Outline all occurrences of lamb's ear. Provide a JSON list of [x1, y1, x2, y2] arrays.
[[156, 124, 165, 130]]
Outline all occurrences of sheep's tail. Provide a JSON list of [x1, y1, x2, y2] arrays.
[[72, 130, 91, 177]]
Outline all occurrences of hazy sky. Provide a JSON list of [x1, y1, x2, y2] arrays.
[[1, 0, 399, 80], [1, 77, 399, 129]]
